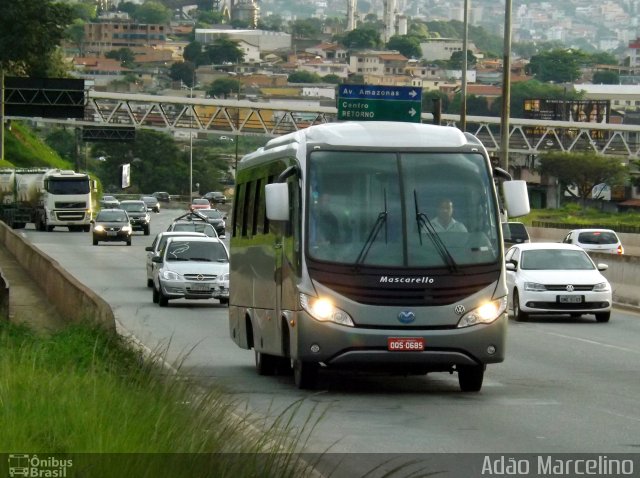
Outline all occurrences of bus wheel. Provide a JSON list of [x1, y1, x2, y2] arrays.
[[293, 360, 318, 389], [458, 365, 484, 392], [255, 350, 278, 376]]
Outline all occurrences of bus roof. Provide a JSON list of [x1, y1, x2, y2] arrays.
[[259, 121, 475, 153]]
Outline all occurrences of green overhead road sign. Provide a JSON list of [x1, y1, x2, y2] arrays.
[[337, 85, 422, 123]]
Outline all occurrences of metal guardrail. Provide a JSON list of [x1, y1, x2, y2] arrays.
[[7, 91, 640, 159]]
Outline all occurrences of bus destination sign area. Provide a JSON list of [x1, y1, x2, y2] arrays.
[[337, 84, 422, 123]]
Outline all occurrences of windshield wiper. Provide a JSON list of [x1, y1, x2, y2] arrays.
[[354, 190, 388, 268], [414, 191, 458, 273], [189, 257, 211, 262]]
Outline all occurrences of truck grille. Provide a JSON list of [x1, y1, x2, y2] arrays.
[[54, 211, 86, 221]]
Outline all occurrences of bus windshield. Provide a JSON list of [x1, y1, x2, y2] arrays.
[[307, 150, 500, 268]]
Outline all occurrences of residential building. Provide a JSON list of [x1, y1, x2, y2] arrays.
[[419, 38, 478, 62], [195, 28, 291, 53], [83, 21, 167, 56], [349, 51, 409, 76]]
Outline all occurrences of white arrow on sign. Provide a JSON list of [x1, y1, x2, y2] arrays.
[[409, 90, 418, 98], [408, 108, 417, 117]]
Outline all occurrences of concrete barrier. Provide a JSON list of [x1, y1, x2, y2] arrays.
[[0, 269, 8, 321], [0, 222, 116, 330]]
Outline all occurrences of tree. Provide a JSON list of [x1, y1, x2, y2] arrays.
[[526, 49, 587, 83], [105, 48, 136, 67], [538, 152, 628, 207], [449, 50, 477, 69], [204, 37, 244, 65], [322, 74, 342, 84], [170, 61, 196, 87], [0, 0, 73, 76], [133, 1, 171, 24], [288, 71, 322, 83], [592, 71, 620, 85], [341, 27, 382, 49], [258, 14, 284, 32], [207, 77, 241, 99], [386, 35, 422, 59], [289, 18, 322, 39], [66, 19, 86, 56]]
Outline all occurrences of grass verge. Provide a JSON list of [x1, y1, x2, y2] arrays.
[[0, 322, 321, 477], [522, 203, 640, 229]]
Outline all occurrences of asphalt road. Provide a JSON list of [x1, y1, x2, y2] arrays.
[[19, 208, 640, 475]]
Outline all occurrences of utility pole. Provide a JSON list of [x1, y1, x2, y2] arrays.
[[1, 68, 5, 163], [460, 0, 469, 132], [500, 0, 513, 172]]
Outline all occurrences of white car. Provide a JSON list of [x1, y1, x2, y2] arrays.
[[505, 243, 612, 323], [144, 231, 206, 287], [152, 236, 230, 306], [562, 228, 624, 255]]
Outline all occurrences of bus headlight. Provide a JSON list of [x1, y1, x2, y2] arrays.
[[300, 293, 354, 327], [457, 297, 507, 328]]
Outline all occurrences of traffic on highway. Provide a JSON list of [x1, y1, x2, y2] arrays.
[[19, 206, 640, 472]]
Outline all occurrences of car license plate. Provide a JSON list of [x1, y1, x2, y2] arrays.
[[107, 231, 116, 236], [387, 337, 424, 351], [190, 283, 210, 291], [558, 295, 583, 303]]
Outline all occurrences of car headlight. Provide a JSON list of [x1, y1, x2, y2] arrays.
[[122, 225, 132, 233], [524, 282, 546, 291], [94, 225, 105, 232], [220, 273, 229, 281], [457, 297, 507, 328], [300, 293, 354, 327], [161, 270, 182, 281], [593, 282, 610, 292]]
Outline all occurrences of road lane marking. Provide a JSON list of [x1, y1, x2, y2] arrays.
[[541, 331, 640, 354]]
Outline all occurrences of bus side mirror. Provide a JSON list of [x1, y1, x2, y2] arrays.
[[502, 180, 530, 218], [265, 183, 289, 221]]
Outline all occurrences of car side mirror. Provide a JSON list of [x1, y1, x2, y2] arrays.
[[152, 256, 163, 263], [505, 262, 516, 271], [597, 263, 608, 271], [145, 246, 153, 252]]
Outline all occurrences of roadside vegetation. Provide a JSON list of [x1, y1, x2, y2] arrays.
[[0, 322, 319, 477], [524, 203, 640, 230]]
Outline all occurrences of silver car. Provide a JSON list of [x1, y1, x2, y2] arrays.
[[152, 236, 230, 306], [144, 231, 206, 287]]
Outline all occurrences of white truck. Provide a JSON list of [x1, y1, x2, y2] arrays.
[[0, 168, 94, 231]]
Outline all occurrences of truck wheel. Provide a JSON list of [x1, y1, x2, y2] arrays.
[[84, 225, 90, 232], [46, 225, 54, 232], [144, 226, 150, 236], [93, 239, 99, 246], [219, 298, 229, 305]]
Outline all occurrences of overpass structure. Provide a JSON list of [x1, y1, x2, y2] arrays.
[[8, 90, 640, 159]]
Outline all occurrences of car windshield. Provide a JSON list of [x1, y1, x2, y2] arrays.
[[165, 241, 228, 262], [520, 249, 595, 270], [172, 223, 216, 237], [97, 211, 128, 222], [578, 231, 618, 245], [193, 199, 209, 205], [103, 196, 116, 201], [121, 203, 147, 212]]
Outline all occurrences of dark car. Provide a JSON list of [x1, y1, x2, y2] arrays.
[[119, 200, 151, 235], [202, 191, 227, 205], [502, 222, 531, 247], [141, 196, 160, 213], [92, 209, 132, 246], [152, 191, 171, 202], [190, 209, 226, 237]]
